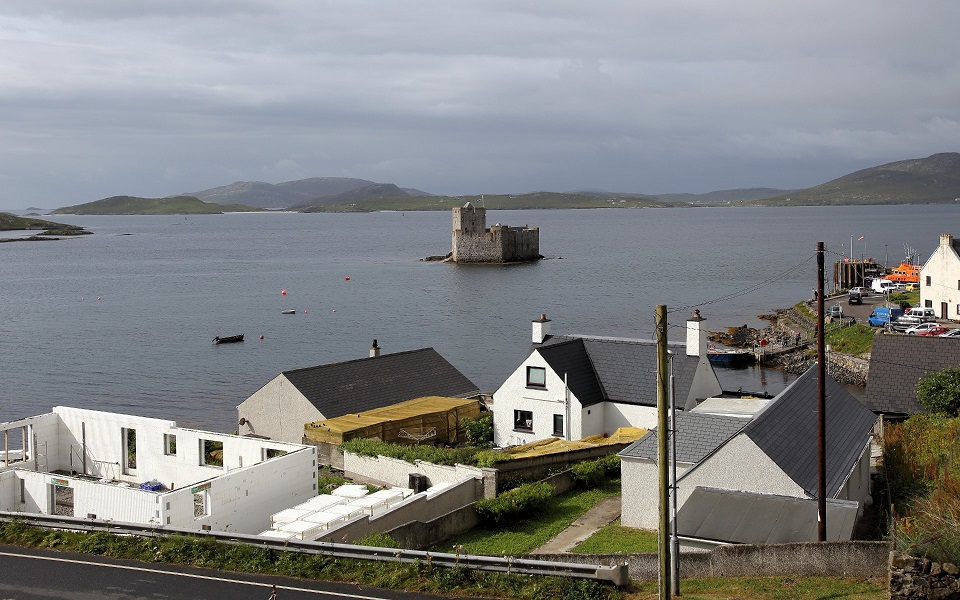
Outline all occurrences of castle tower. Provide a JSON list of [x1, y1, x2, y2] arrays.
[[452, 201, 486, 234]]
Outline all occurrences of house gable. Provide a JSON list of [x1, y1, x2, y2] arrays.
[[919, 233, 960, 320], [239, 374, 321, 442]]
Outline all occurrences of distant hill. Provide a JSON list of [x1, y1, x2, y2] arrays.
[[751, 152, 960, 205], [653, 188, 795, 204], [296, 183, 415, 210], [306, 191, 678, 212], [53, 196, 261, 215]]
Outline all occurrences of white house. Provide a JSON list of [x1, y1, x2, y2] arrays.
[[239, 345, 481, 443], [919, 233, 960, 321], [491, 313, 722, 447], [0, 406, 317, 534], [619, 368, 876, 545]]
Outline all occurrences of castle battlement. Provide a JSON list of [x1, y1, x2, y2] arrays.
[[450, 202, 541, 263]]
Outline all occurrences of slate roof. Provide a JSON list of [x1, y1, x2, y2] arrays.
[[281, 348, 480, 419], [618, 411, 749, 464], [743, 367, 877, 498], [537, 335, 702, 409], [864, 335, 960, 416]]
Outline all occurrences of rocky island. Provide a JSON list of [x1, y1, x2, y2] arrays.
[[0, 212, 92, 242]]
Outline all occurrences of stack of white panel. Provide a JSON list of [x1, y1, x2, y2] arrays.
[[278, 520, 325, 540], [330, 484, 369, 499], [425, 482, 453, 497], [301, 510, 347, 530], [325, 504, 365, 520], [271, 507, 316, 528], [293, 494, 345, 512], [367, 488, 407, 507], [258, 529, 296, 540], [348, 495, 390, 516]]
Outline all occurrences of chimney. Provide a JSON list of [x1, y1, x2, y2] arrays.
[[532, 314, 552, 344], [941, 233, 954, 248], [686, 309, 707, 357], [369, 339, 380, 358]]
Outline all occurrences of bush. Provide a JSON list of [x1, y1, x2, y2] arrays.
[[463, 414, 493, 446], [916, 367, 960, 417], [340, 438, 490, 467], [474, 482, 553, 525], [570, 454, 621, 488], [474, 449, 512, 468]]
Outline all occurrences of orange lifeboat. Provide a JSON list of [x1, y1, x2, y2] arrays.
[[886, 261, 921, 283]]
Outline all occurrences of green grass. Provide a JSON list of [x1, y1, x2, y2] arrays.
[[572, 519, 658, 554], [627, 576, 885, 599], [824, 323, 876, 355], [437, 480, 622, 555]]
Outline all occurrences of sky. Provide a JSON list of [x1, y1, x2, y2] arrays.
[[1, 1, 959, 209]]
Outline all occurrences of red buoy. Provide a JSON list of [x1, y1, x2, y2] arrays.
[[259, 334, 264, 340], [281, 289, 287, 296], [345, 277, 350, 281]]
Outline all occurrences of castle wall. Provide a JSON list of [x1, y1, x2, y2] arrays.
[[451, 204, 540, 263]]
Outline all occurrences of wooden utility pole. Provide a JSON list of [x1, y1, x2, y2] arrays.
[[817, 242, 827, 541], [656, 304, 671, 600]]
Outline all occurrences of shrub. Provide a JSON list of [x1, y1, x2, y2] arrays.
[[463, 414, 493, 446], [340, 438, 489, 466], [570, 454, 621, 488], [474, 449, 512, 468], [474, 482, 553, 525], [916, 367, 960, 417]]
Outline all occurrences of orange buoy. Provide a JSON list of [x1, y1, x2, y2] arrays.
[[345, 276, 350, 281]]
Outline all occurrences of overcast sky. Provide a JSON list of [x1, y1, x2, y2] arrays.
[[2, 1, 958, 208]]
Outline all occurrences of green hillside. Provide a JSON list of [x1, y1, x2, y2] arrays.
[[53, 195, 262, 215], [0, 212, 90, 238], [303, 191, 678, 212], [749, 152, 960, 206]]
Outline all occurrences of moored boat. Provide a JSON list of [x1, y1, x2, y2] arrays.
[[707, 346, 754, 366], [213, 334, 244, 344], [281, 309, 296, 314]]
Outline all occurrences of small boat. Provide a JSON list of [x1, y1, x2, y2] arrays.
[[281, 309, 296, 315], [707, 346, 753, 366], [213, 334, 244, 344]]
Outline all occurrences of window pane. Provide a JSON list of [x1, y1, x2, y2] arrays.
[[527, 366, 546, 387], [553, 414, 563, 435], [514, 410, 533, 430]]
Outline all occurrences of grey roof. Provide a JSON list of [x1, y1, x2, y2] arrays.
[[537, 335, 702, 409], [618, 411, 749, 464], [864, 335, 960, 416], [744, 367, 877, 498], [281, 348, 480, 419], [677, 487, 859, 544]]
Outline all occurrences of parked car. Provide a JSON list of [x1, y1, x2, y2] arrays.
[[827, 304, 843, 318], [848, 291, 862, 305], [905, 283, 918, 292], [849, 287, 869, 296], [867, 307, 903, 327], [905, 322, 943, 335], [939, 328, 960, 337], [919, 325, 952, 337]]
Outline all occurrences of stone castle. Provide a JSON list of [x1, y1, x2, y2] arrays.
[[450, 202, 541, 263]]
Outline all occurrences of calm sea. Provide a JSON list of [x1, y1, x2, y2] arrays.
[[3, 205, 956, 431]]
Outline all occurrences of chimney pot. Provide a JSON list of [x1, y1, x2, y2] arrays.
[[370, 339, 381, 358]]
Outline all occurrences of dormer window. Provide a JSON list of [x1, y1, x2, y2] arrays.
[[526, 366, 546, 388]]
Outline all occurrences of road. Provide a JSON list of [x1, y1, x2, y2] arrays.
[[0, 545, 444, 600]]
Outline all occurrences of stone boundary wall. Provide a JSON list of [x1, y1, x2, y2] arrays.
[[889, 551, 960, 599], [528, 541, 891, 581], [337, 444, 626, 499]]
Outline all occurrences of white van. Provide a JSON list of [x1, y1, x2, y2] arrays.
[[897, 307, 937, 326], [871, 279, 895, 294]]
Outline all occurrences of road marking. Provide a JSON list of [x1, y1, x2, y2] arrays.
[[0, 550, 389, 599]]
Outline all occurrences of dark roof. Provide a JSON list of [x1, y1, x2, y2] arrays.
[[743, 367, 876, 498], [864, 335, 960, 416], [618, 411, 749, 463], [281, 348, 480, 419], [537, 335, 702, 409]]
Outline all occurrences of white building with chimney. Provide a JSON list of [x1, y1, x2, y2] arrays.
[[920, 233, 960, 321], [490, 313, 723, 447]]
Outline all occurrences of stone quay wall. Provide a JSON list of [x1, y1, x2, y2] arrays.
[[889, 551, 960, 599]]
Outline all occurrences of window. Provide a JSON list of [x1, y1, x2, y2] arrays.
[[926, 276, 931, 286], [264, 448, 288, 460], [552, 414, 564, 436], [200, 439, 223, 467], [526, 366, 546, 388], [164, 434, 177, 456], [122, 428, 137, 474], [514, 410, 533, 431], [925, 299, 933, 308]]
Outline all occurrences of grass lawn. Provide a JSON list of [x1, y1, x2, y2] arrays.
[[626, 576, 887, 600], [824, 323, 875, 355], [572, 519, 658, 554], [436, 480, 621, 556]]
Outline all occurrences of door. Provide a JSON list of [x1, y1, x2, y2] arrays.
[[942, 302, 949, 320]]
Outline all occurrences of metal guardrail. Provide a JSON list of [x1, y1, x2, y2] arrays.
[[0, 511, 628, 586]]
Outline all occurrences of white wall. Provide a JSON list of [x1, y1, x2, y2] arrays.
[[238, 375, 323, 442], [836, 441, 871, 514], [0, 470, 19, 511], [343, 451, 482, 489], [492, 352, 574, 446], [602, 403, 658, 433], [919, 235, 960, 321], [160, 446, 317, 534], [0, 413, 60, 472], [685, 356, 724, 409]]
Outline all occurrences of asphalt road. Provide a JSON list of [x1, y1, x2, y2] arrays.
[[0, 545, 449, 600], [822, 290, 896, 323]]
